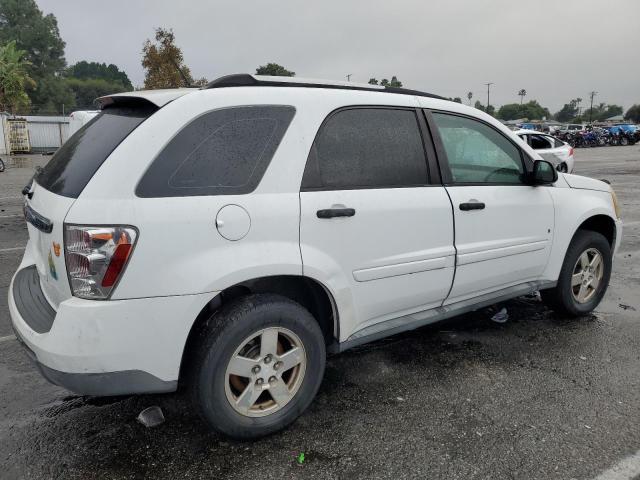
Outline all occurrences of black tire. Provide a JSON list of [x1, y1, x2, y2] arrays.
[[0, 159, 5, 172], [190, 294, 326, 440], [541, 230, 612, 317], [558, 163, 568, 173]]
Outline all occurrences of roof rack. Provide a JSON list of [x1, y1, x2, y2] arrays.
[[203, 74, 444, 100]]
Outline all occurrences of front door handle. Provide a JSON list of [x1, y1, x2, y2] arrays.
[[459, 201, 485, 211], [317, 208, 356, 219]]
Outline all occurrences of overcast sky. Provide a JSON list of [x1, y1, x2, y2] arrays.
[[37, 0, 639, 112]]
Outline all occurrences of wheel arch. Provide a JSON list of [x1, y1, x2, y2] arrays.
[[575, 213, 617, 247], [178, 275, 339, 386]]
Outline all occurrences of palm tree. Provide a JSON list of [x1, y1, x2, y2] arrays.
[[467, 91, 473, 105], [0, 41, 35, 113], [518, 89, 527, 105]]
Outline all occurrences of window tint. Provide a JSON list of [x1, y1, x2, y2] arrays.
[[431, 113, 524, 184], [529, 134, 553, 150], [301, 108, 428, 190], [35, 105, 157, 198], [136, 106, 295, 197]]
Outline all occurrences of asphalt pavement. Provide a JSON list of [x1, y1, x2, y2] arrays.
[[0, 147, 639, 480]]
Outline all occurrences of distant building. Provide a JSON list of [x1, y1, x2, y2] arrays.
[[605, 115, 625, 123]]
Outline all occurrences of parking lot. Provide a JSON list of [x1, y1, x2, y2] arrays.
[[0, 146, 639, 479]]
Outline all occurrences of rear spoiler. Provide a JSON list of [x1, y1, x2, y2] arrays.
[[97, 88, 196, 109]]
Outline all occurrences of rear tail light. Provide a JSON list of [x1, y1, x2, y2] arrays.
[[64, 225, 138, 299], [569, 147, 574, 157]]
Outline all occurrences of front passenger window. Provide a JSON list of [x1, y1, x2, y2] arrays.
[[431, 113, 524, 184]]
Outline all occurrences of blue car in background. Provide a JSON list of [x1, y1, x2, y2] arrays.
[[615, 124, 638, 133]]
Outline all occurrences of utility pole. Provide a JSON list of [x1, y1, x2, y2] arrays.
[[346, 74, 352, 82], [588, 91, 597, 124], [485, 82, 494, 112]]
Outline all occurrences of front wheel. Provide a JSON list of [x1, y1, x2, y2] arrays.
[[541, 230, 612, 317], [190, 294, 326, 439]]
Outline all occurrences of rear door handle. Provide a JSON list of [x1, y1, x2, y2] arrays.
[[316, 208, 356, 219], [459, 201, 485, 211]]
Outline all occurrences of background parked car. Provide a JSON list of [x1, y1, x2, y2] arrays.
[[68, 110, 100, 136], [515, 129, 575, 172]]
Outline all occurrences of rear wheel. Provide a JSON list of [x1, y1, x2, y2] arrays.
[[620, 136, 629, 146], [558, 163, 568, 173], [190, 294, 326, 439], [541, 230, 612, 317]]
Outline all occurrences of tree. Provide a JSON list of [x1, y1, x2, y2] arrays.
[[191, 77, 209, 87], [64, 61, 133, 108], [555, 99, 580, 122], [142, 28, 193, 89], [518, 89, 527, 105], [474, 101, 495, 116], [556, 99, 623, 123], [64, 78, 128, 109], [0, 0, 74, 112], [380, 76, 402, 87], [497, 100, 550, 121], [624, 104, 640, 123], [255, 63, 295, 77], [587, 103, 623, 122], [0, 40, 35, 112], [467, 91, 473, 105], [67, 61, 132, 90], [370, 76, 402, 87], [452, 97, 462, 103]]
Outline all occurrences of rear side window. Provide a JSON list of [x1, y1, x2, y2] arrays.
[[136, 106, 295, 197], [35, 105, 157, 198], [301, 108, 428, 190], [553, 138, 565, 148], [529, 134, 553, 150]]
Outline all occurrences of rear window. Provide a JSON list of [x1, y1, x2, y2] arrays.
[[136, 105, 295, 197], [35, 105, 157, 198]]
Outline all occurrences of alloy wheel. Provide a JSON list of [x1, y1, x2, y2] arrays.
[[224, 327, 306, 417], [571, 248, 604, 304]]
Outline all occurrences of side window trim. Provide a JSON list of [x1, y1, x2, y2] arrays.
[[300, 105, 436, 192], [423, 108, 533, 186]]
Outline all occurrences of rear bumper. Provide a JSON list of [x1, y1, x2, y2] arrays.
[[11, 327, 174, 396], [9, 251, 215, 396]]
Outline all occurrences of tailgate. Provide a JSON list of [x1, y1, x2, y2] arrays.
[[24, 182, 76, 308]]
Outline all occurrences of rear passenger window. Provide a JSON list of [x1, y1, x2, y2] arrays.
[[553, 138, 565, 148], [136, 106, 295, 197], [529, 134, 553, 150], [301, 108, 428, 190]]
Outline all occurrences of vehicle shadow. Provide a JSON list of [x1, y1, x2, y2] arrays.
[[4, 296, 615, 480]]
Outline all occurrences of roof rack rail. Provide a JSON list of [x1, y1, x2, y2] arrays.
[[203, 74, 445, 100]]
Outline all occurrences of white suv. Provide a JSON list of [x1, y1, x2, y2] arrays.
[[9, 75, 622, 439]]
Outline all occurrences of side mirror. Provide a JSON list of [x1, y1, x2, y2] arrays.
[[531, 160, 558, 185]]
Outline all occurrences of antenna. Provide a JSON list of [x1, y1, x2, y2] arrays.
[[170, 58, 192, 87]]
